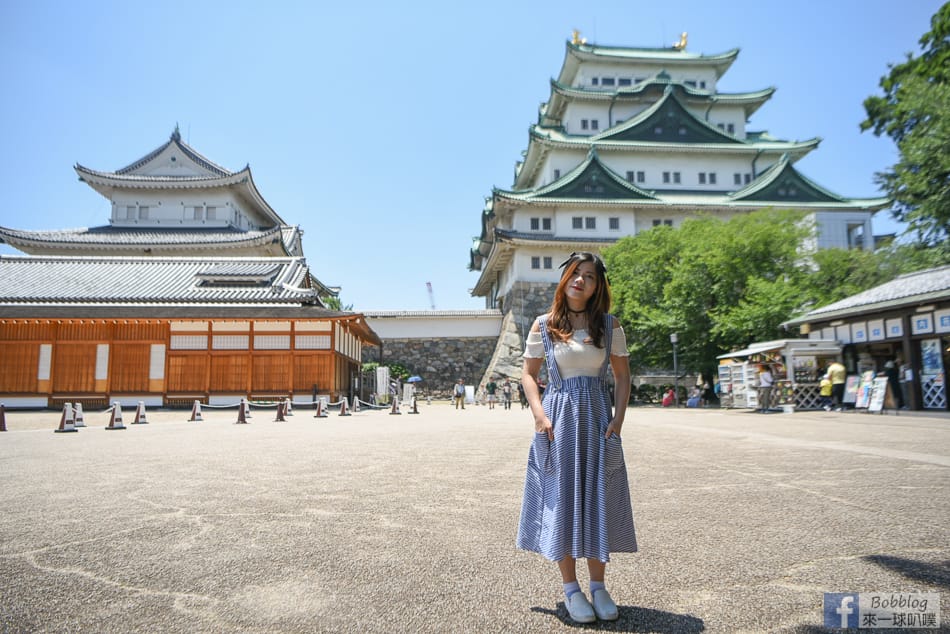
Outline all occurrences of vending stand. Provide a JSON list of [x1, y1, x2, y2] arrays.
[[716, 339, 842, 410]]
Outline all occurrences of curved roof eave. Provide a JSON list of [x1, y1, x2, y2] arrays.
[[560, 40, 740, 84]]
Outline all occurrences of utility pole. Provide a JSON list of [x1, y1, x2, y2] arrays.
[[671, 332, 679, 407]]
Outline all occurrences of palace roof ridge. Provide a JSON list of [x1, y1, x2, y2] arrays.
[[548, 76, 775, 103], [114, 127, 232, 176], [566, 39, 740, 63]]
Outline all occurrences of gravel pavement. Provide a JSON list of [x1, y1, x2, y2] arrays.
[[0, 401, 948, 633]]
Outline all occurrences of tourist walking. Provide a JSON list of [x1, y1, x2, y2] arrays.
[[502, 379, 513, 410], [453, 379, 465, 410], [517, 251, 637, 624], [517, 382, 528, 409]]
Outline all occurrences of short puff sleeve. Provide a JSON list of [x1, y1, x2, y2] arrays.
[[523, 331, 544, 359], [611, 325, 630, 357]]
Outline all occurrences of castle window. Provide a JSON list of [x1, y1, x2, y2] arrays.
[[138, 206, 149, 220], [531, 256, 541, 269], [654, 126, 663, 135], [126, 206, 135, 220], [590, 119, 599, 130], [591, 77, 599, 86], [673, 172, 681, 184], [609, 217, 620, 230], [663, 171, 671, 184], [572, 217, 583, 229], [585, 217, 596, 229], [626, 171, 635, 182], [601, 77, 615, 86], [543, 257, 553, 269], [206, 206, 217, 220], [700, 81, 707, 89], [678, 126, 687, 135], [637, 171, 645, 183], [745, 173, 752, 184], [618, 78, 632, 86], [699, 173, 706, 185], [727, 123, 735, 134], [734, 173, 742, 185], [709, 173, 717, 185], [193, 206, 203, 220], [542, 218, 551, 231], [530, 218, 540, 230]]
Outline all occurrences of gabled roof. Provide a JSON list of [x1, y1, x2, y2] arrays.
[[784, 265, 950, 326], [542, 77, 774, 127], [496, 150, 657, 204], [730, 156, 850, 204], [74, 127, 287, 227], [594, 88, 742, 144], [0, 255, 329, 306]]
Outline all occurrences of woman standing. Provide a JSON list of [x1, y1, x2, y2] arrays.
[[517, 252, 637, 624]]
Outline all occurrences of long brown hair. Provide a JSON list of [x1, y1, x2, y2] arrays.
[[547, 252, 611, 347]]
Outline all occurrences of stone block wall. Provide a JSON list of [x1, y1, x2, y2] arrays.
[[362, 336, 498, 398]]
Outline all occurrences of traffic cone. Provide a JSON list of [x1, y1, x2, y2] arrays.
[[54, 403, 78, 433], [314, 398, 328, 418], [389, 397, 401, 415], [351, 395, 360, 413], [275, 400, 286, 421], [284, 397, 293, 416], [236, 398, 249, 424], [189, 400, 203, 422], [408, 397, 419, 414], [73, 402, 86, 427], [132, 401, 148, 424], [105, 401, 126, 430], [0, 403, 7, 432], [339, 398, 350, 416]]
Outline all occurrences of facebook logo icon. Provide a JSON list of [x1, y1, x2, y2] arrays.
[[824, 593, 859, 628]]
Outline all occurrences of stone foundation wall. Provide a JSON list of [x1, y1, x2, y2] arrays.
[[362, 337, 497, 398]]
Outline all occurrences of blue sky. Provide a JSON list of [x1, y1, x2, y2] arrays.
[[0, 0, 942, 311]]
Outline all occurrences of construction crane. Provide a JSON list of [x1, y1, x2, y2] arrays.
[[426, 282, 436, 310]]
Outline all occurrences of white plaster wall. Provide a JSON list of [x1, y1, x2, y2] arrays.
[[365, 312, 502, 338], [110, 189, 248, 227]]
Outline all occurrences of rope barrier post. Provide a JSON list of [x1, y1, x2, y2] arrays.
[[189, 400, 203, 422], [105, 401, 126, 430], [73, 402, 86, 427], [275, 400, 286, 422], [0, 403, 7, 432], [352, 395, 360, 413], [284, 397, 293, 416], [389, 397, 401, 415], [54, 402, 78, 433], [408, 396, 419, 414], [132, 401, 148, 425], [236, 398, 249, 424]]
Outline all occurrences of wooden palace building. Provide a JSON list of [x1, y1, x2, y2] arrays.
[[0, 127, 379, 409]]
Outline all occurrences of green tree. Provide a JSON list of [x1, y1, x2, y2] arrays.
[[861, 3, 950, 247], [322, 295, 354, 311], [603, 209, 810, 376]]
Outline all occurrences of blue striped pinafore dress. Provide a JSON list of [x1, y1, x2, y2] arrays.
[[516, 315, 638, 562]]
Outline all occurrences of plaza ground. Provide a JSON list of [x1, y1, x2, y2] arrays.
[[0, 401, 947, 633]]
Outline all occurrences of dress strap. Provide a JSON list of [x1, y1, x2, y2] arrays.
[[599, 313, 612, 380], [537, 315, 563, 390]]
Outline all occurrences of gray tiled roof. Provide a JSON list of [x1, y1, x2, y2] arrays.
[[0, 255, 323, 305], [790, 265, 950, 323], [0, 225, 285, 247]]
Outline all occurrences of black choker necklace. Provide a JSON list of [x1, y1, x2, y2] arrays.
[[567, 308, 586, 315]]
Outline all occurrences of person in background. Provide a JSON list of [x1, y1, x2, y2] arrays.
[[826, 360, 847, 411], [884, 360, 905, 409], [518, 251, 637, 624], [661, 388, 675, 407], [517, 381, 528, 409], [486, 377, 498, 410], [757, 365, 773, 413], [453, 378, 466, 410], [819, 372, 833, 411], [502, 379, 513, 410]]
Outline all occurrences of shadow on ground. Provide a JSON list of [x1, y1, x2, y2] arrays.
[[531, 604, 705, 632]]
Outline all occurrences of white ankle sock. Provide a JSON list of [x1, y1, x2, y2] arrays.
[[563, 581, 581, 600], [590, 580, 605, 594]]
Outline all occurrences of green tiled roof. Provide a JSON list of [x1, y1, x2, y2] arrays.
[[497, 150, 656, 202], [731, 157, 845, 203], [595, 88, 742, 145]]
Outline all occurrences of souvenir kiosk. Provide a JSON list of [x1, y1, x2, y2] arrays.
[[717, 339, 842, 410]]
